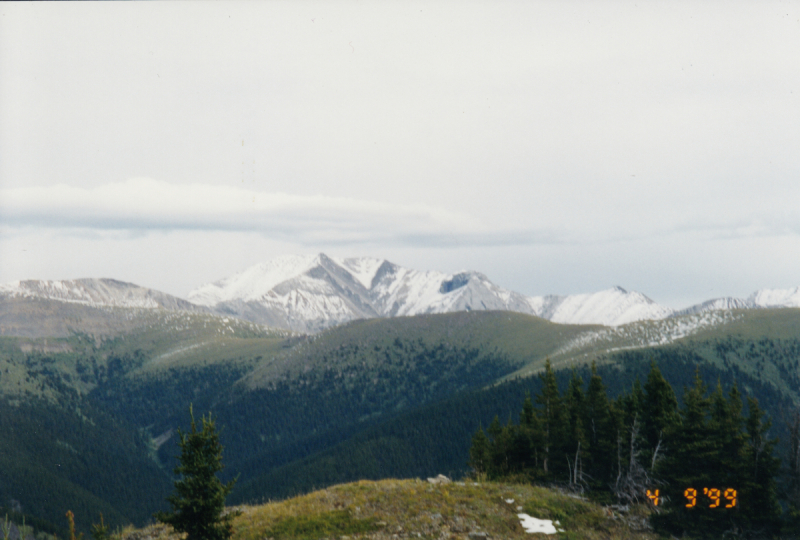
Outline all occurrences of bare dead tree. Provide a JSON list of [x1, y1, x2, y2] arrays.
[[650, 431, 663, 471], [566, 441, 590, 493], [613, 414, 654, 505]]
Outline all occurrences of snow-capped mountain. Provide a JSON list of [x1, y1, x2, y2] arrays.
[[4, 256, 797, 335], [0, 278, 203, 312], [530, 287, 675, 327], [189, 253, 535, 333], [676, 287, 800, 316], [187, 253, 675, 332], [749, 287, 800, 308]]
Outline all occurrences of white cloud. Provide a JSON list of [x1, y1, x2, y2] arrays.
[[1, 2, 799, 306], [1, 176, 798, 250], [0, 178, 486, 245]]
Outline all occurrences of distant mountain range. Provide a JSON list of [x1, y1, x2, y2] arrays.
[[1, 253, 798, 333]]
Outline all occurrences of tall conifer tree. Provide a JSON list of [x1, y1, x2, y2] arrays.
[[564, 370, 589, 489], [536, 359, 563, 477], [584, 362, 614, 488], [741, 397, 781, 536], [642, 361, 678, 471], [155, 407, 238, 540]]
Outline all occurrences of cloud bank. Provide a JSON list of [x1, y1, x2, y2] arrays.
[[3, 177, 798, 250], [0, 178, 500, 246]]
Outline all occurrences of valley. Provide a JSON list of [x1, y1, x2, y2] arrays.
[[1, 267, 799, 537]]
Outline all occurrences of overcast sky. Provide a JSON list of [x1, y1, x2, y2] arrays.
[[1, 1, 798, 309]]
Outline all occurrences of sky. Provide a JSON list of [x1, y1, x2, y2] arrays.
[[1, 1, 798, 310]]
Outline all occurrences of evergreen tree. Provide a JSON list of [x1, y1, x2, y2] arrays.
[[583, 362, 614, 488], [619, 378, 644, 432], [487, 414, 502, 441], [786, 409, 800, 534], [155, 407, 238, 540], [485, 415, 505, 478], [564, 370, 589, 490], [468, 426, 491, 478], [656, 370, 718, 537], [514, 394, 543, 477], [642, 361, 678, 471], [740, 396, 781, 537], [612, 378, 646, 501], [535, 359, 563, 478], [520, 393, 535, 428], [707, 381, 744, 490]]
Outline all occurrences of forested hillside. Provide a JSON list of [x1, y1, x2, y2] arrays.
[[1, 308, 799, 537]]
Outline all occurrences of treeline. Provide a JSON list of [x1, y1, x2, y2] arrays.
[[232, 349, 799, 510], [469, 359, 800, 538]]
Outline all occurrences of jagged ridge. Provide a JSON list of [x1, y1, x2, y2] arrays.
[[187, 254, 674, 332]]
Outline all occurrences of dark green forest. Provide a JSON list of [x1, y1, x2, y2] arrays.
[[2, 328, 800, 539], [469, 359, 795, 538]]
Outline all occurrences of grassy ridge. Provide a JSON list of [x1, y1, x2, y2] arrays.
[[241, 311, 592, 389], [124, 479, 662, 540]]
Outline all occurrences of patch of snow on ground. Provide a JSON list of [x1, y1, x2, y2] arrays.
[[517, 514, 561, 534], [553, 310, 743, 357]]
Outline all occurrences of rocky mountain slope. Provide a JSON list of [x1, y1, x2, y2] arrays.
[[187, 254, 674, 332], [2, 255, 798, 334]]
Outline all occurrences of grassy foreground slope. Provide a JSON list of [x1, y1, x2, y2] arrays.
[[123, 479, 661, 540]]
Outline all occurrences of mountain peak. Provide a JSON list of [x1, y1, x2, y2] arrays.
[[185, 255, 676, 332]]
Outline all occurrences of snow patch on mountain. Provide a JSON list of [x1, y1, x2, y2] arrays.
[[10, 254, 794, 335], [188, 254, 318, 306], [676, 287, 800, 316], [0, 278, 199, 311], [188, 254, 677, 332], [333, 257, 385, 289], [554, 310, 744, 358], [542, 287, 674, 327], [749, 287, 800, 308]]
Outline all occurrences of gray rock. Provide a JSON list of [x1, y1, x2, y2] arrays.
[[426, 474, 452, 485]]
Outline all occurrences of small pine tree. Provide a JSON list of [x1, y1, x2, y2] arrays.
[[65, 511, 82, 540], [90, 515, 109, 540], [155, 407, 239, 540], [468, 426, 491, 478]]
